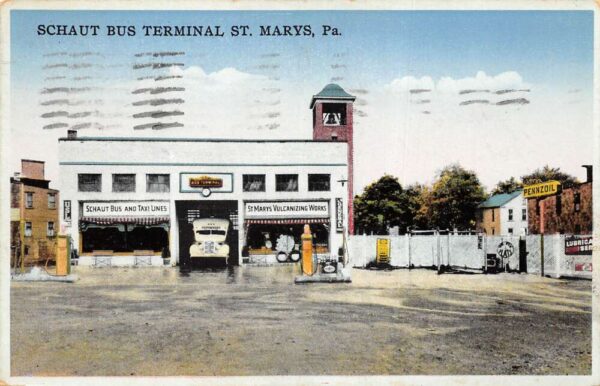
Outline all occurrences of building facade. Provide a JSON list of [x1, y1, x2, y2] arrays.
[[58, 136, 349, 267], [527, 181, 592, 235], [10, 160, 59, 266], [476, 190, 528, 236]]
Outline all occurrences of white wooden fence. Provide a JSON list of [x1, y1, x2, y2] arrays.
[[348, 233, 592, 279]]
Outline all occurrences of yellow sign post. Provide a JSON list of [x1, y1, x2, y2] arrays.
[[523, 180, 561, 198], [376, 238, 390, 264]]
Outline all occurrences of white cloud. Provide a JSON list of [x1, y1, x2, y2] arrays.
[[9, 69, 593, 195], [437, 71, 527, 93], [351, 71, 592, 194], [385, 71, 528, 94], [385, 75, 435, 93]]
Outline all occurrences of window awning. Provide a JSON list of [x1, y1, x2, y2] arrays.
[[80, 216, 170, 226], [245, 218, 329, 225]]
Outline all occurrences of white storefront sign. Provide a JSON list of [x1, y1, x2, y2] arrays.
[[82, 201, 170, 217], [245, 201, 329, 218]]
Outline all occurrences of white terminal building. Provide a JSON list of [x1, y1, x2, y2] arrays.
[[57, 84, 356, 267]]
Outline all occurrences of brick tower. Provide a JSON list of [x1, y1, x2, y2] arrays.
[[310, 84, 356, 234]]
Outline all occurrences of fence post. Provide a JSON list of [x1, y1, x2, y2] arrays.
[[405, 233, 411, 269], [446, 230, 450, 267], [540, 234, 545, 277], [436, 229, 441, 274], [554, 235, 561, 278], [482, 234, 488, 272]]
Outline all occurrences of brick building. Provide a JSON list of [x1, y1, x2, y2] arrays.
[[10, 160, 59, 266], [527, 181, 592, 235], [310, 84, 356, 234]]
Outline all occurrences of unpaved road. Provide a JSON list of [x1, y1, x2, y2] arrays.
[[11, 266, 591, 376]]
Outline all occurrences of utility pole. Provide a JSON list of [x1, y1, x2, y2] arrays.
[[540, 199, 545, 277]]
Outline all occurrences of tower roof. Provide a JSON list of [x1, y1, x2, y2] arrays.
[[310, 84, 356, 108]]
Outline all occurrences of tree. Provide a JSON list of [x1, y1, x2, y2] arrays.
[[353, 175, 417, 235], [521, 165, 578, 188], [491, 177, 523, 195], [428, 164, 486, 230], [406, 183, 432, 230]]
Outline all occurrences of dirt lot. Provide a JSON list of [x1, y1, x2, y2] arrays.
[[10, 265, 591, 376]]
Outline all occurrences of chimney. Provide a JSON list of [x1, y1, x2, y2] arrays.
[[67, 130, 78, 139], [582, 165, 593, 183]]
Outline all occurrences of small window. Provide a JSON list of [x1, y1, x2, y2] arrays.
[[24, 222, 32, 237], [78, 174, 102, 192], [322, 103, 347, 126], [522, 208, 526, 221], [47, 222, 55, 237], [113, 174, 136, 192], [146, 174, 170, 193], [308, 174, 330, 192], [492, 210, 495, 222], [508, 228, 513, 235], [574, 193, 581, 213], [492, 228, 495, 235], [48, 193, 56, 209], [536, 201, 540, 215], [276, 174, 298, 192], [331, 134, 338, 141], [25, 192, 33, 209], [243, 175, 266, 192], [556, 195, 562, 215], [508, 209, 513, 221]]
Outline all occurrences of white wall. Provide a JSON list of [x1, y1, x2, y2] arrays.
[[499, 192, 528, 236], [58, 138, 349, 266], [349, 233, 592, 280]]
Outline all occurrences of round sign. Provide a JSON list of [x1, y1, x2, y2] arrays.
[[201, 188, 211, 197], [323, 264, 336, 274], [497, 241, 515, 259]]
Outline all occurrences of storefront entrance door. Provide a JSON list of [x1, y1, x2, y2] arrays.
[[175, 200, 239, 269]]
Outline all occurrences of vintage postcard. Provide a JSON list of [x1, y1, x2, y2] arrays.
[[0, 1, 598, 385]]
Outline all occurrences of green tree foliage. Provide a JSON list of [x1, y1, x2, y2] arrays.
[[521, 165, 578, 187], [353, 175, 418, 235], [406, 183, 432, 230], [428, 164, 487, 230], [491, 177, 523, 195]]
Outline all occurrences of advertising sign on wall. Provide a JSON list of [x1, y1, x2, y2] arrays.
[[376, 238, 390, 264], [245, 201, 329, 218], [523, 180, 561, 198], [335, 198, 344, 232], [82, 201, 170, 217], [180, 173, 233, 193], [565, 235, 593, 255], [63, 200, 72, 223]]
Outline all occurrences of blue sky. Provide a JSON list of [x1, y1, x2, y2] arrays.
[[9, 10, 595, 192], [11, 10, 593, 88]]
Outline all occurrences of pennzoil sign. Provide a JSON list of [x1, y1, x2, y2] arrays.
[[189, 176, 223, 188], [523, 180, 561, 198]]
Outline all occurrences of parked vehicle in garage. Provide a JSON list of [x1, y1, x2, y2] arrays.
[[189, 218, 230, 264]]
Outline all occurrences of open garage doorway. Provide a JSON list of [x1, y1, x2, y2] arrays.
[[175, 200, 239, 270]]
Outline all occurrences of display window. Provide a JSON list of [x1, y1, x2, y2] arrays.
[[244, 221, 329, 258], [80, 222, 169, 253]]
